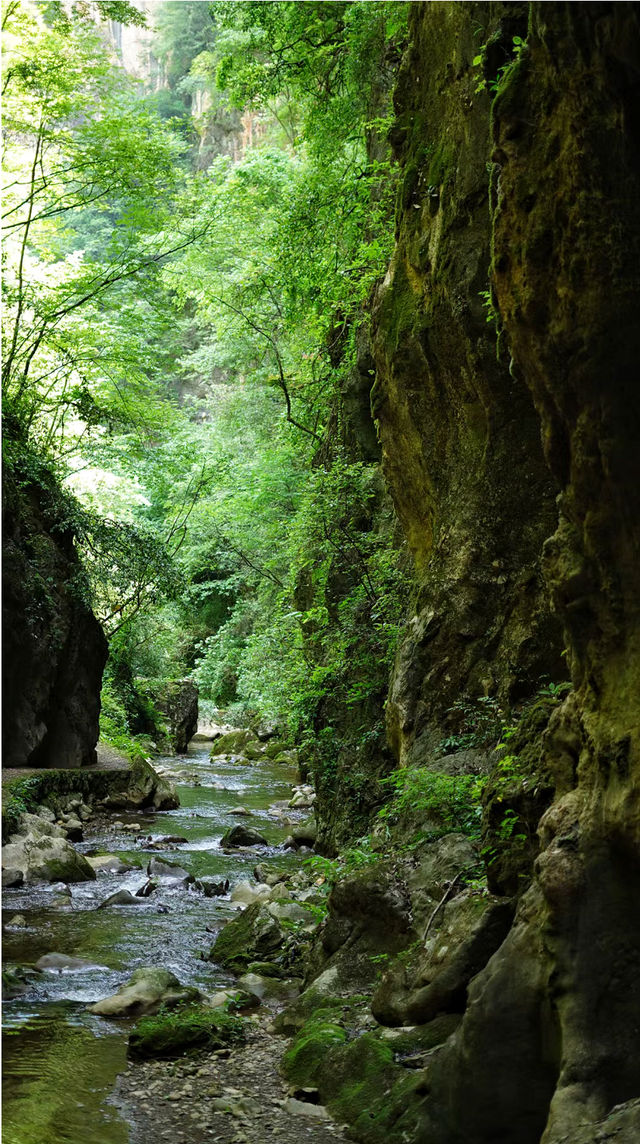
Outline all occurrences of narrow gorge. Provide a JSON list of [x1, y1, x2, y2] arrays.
[[3, 3, 640, 1143]]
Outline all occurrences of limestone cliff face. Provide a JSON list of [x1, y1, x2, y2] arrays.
[[372, 2, 564, 772], [2, 458, 107, 769], [367, 2, 640, 1140]]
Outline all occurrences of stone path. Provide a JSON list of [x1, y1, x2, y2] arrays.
[[2, 744, 131, 787], [114, 1015, 347, 1144]]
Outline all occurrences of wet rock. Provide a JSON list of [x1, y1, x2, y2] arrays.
[[2, 868, 23, 888], [193, 877, 229, 898], [253, 864, 289, 887], [86, 854, 133, 874], [231, 880, 272, 907], [6, 913, 27, 926], [290, 822, 318, 848], [3, 964, 40, 998], [90, 967, 199, 1019], [63, 815, 83, 841], [2, 834, 96, 885], [143, 679, 198, 754], [229, 806, 253, 817], [146, 857, 193, 882], [149, 835, 189, 846], [98, 889, 144, 908], [35, 953, 103, 971], [208, 903, 285, 972], [135, 879, 157, 898], [206, 988, 260, 1011], [263, 739, 289, 758], [268, 901, 311, 925], [243, 742, 266, 761], [237, 972, 302, 1003], [35, 805, 56, 823], [220, 825, 269, 848], [269, 883, 291, 902]]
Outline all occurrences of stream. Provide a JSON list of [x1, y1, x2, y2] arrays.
[[2, 741, 304, 1144]]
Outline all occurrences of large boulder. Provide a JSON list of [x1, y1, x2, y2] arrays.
[[100, 756, 178, 811], [208, 903, 285, 972], [35, 953, 103, 971], [143, 680, 198, 754], [2, 832, 96, 884], [220, 824, 269, 848], [210, 729, 257, 757], [89, 967, 199, 1019]]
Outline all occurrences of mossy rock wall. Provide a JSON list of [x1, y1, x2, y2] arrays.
[[372, 1, 564, 768], [2, 451, 107, 769], [353, 4, 640, 1143]]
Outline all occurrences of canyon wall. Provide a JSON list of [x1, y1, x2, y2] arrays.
[[363, 2, 640, 1139]]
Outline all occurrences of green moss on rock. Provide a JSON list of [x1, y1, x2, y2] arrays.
[[281, 1017, 348, 1087], [128, 1003, 244, 1060], [207, 903, 284, 972]]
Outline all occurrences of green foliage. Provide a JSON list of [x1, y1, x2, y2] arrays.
[[473, 35, 527, 95], [2, 776, 44, 839], [437, 695, 505, 755], [378, 770, 486, 839]]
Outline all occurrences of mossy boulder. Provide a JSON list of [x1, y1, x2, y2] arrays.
[[2, 832, 96, 884], [128, 1002, 243, 1060], [281, 1016, 348, 1087], [207, 903, 285, 972], [90, 967, 199, 1019], [220, 825, 269, 848], [210, 730, 257, 757]]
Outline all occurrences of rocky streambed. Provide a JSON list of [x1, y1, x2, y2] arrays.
[[2, 735, 344, 1144]]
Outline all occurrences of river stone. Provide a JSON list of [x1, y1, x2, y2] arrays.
[[63, 815, 83, 841], [89, 967, 199, 1018], [2, 868, 23, 888], [284, 1098, 331, 1120], [86, 854, 133, 874], [35, 805, 57, 823], [147, 857, 192, 881], [194, 877, 229, 897], [36, 953, 103, 971], [230, 880, 272, 906], [269, 883, 291, 902], [208, 902, 285, 971], [2, 834, 96, 884], [229, 806, 253, 816], [98, 889, 143, 908], [268, 901, 311, 924], [220, 825, 269, 848], [6, 914, 27, 926], [210, 729, 257, 757], [291, 822, 318, 847], [237, 972, 301, 1002], [135, 879, 157, 898], [10, 813, 66, 841]]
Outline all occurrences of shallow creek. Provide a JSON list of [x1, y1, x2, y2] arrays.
[[2, 743, 303, 1144]]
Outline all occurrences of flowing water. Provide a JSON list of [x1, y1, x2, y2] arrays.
[[2, 743, 303, 1144]]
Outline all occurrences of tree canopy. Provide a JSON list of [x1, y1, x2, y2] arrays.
[[2, 0, 410, 755]]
